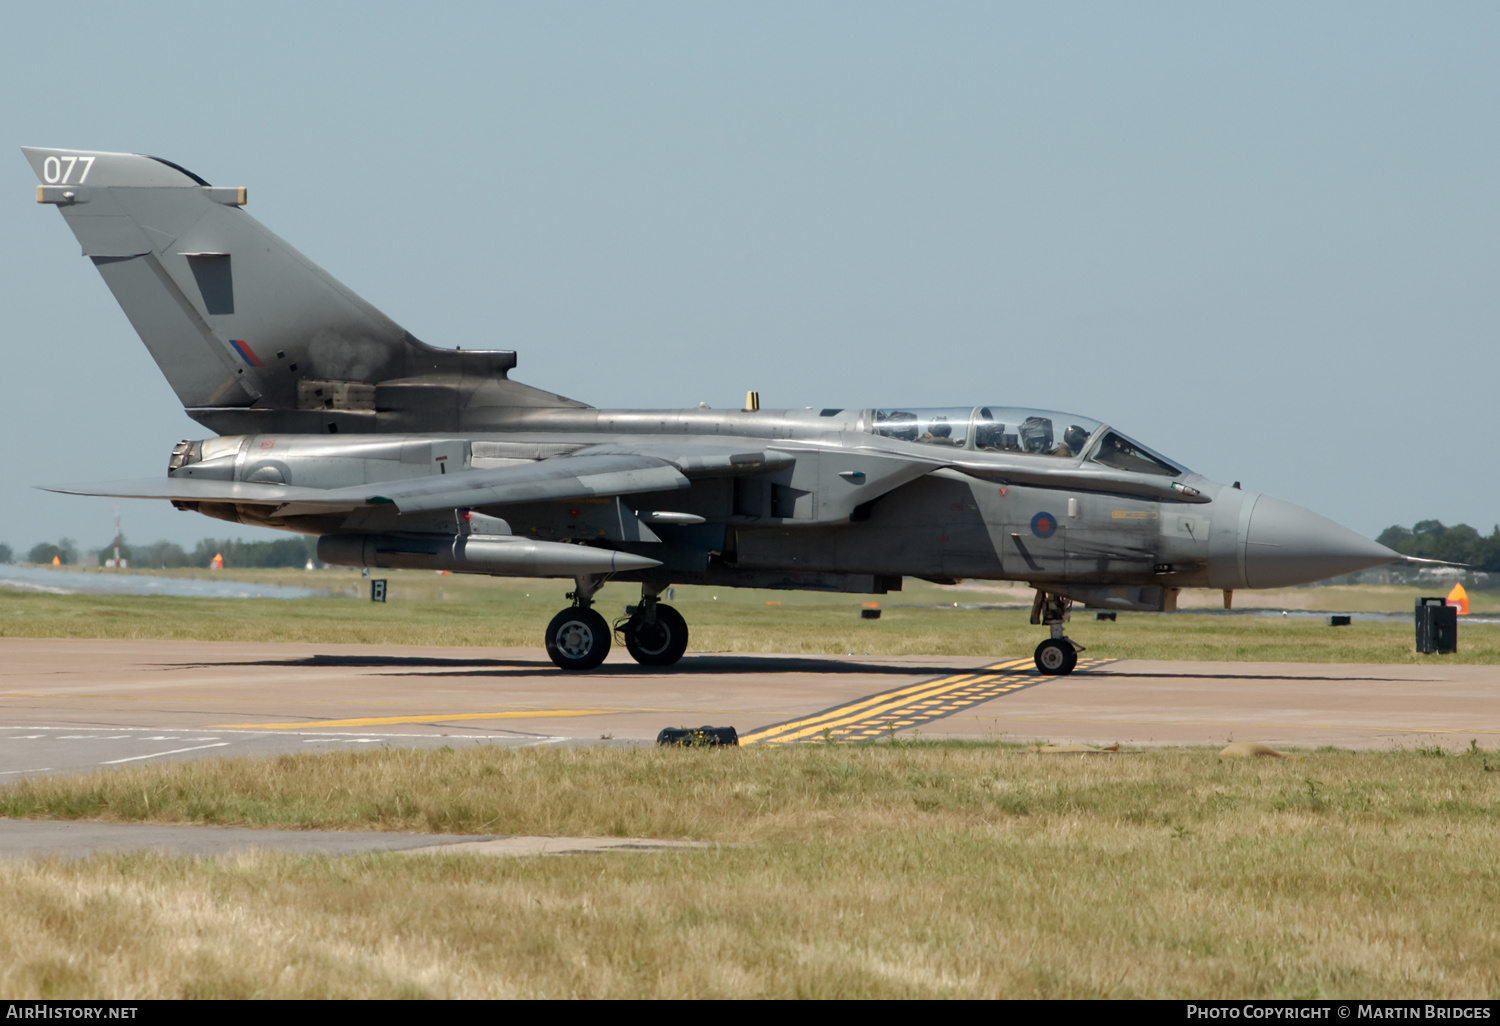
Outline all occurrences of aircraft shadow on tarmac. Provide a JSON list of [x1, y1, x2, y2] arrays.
[[153, 656, 1415, 684], [157, 653, 984, 678]]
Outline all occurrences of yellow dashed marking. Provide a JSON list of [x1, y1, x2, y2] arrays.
[[738, 660, 1031, 745], [741, 658, 1109, 745], [736, 665, 1016, 743]]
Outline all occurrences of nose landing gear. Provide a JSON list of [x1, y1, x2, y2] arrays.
[[1031, 590, 1083, 675]]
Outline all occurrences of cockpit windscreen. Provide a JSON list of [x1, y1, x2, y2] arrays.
[[1087, 431, 1183, 477]]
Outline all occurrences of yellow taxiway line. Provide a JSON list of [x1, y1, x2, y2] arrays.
[[740, 657, 1101, 745], [737, 659, 1027, 744]]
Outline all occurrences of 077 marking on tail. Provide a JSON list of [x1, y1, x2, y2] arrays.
[[40, 154, 94, 184], [24, 146, 1408, 674]]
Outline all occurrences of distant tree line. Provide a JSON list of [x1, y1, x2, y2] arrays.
[[15, 536, 319, 569], [26, 539, 78, 565], [185, 537, 320, 568], [1376, 521, 1500, 572]]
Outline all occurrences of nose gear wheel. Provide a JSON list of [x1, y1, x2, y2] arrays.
[[1034, 638, 1078, 675]]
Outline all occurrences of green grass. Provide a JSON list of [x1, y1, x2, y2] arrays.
[[2, 570, 1496, 662]]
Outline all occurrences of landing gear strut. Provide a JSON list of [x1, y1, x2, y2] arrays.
[[619, 584, 689, 667], [545, 574, 611, 671], [1031, 590, 1083, 675]]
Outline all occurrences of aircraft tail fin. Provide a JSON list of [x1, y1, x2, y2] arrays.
[[23, 147, 581, 433]]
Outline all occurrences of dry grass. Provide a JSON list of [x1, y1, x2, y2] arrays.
[[4, 742, 1497, 840], [3, 744, 1500, 998]]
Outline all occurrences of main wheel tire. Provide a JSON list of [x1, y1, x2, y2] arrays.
[[624, 604, 689, 666], [1035, 638, 1076, 676], [545, 607, 612, 671]]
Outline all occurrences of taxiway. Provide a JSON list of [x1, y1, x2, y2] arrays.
[[2, 637, 1496, 780]]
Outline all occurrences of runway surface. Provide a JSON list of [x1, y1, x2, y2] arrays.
[[2, 637, 1498, 782]]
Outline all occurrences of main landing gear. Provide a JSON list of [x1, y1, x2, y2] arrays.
[[543, 578, 690, 671], [544, 574, 612, 671], [1031, 590, 1084, 676], [619, 584, 689, 667]]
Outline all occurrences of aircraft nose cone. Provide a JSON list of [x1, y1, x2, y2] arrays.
[[1243, 494, 1400, 589]]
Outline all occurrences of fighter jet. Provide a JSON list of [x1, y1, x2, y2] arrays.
[[24, 147, 1403, 674]]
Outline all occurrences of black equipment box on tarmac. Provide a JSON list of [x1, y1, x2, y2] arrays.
[[656, 726, 740, 747], [1415, 597, 1458, 654]]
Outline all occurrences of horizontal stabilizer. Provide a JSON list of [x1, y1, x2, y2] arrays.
[[39, 477, 367, 510]]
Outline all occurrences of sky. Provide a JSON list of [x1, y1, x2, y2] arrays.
[[1, 1, 1496, 555]]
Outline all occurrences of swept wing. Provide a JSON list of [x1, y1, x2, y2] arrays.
[[43, 452, 690, 516]]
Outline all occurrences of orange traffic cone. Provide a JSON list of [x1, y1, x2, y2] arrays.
[[1447, 581, 1470, 615], [210, 553, 224, 570]]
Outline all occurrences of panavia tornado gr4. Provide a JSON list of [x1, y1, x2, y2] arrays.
[[25, 147, 1405, 674]]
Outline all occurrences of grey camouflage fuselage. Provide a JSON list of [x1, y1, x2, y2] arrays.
[[25, 146, 1401, 671]]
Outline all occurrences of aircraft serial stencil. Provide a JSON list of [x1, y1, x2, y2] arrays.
[[25, 147, 1406, 673]]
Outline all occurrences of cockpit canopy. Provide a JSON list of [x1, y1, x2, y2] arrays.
[[869, 406, 1186, 477]]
